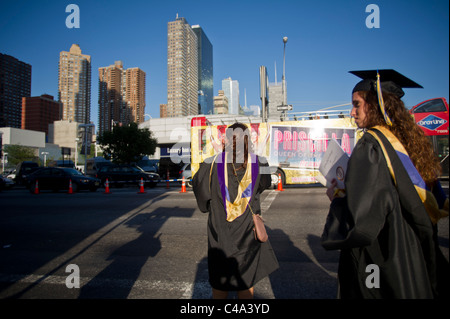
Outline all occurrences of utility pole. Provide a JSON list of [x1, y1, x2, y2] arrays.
[[281, 36, 288, 119], [277, 37, 292, 118]]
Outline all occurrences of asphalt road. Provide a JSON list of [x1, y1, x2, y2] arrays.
[[0, 181, 448, 301]]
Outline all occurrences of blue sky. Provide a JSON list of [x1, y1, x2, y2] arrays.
[[0, 0, 448, 128]]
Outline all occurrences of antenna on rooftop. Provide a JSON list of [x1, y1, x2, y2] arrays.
[[245, 89, 247, 108], [274, 61, 277, 85]]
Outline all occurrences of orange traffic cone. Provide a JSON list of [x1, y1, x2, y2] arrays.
[[104, 178, 111, 194], [137, 177, 146, 194], [179, 176, 187, 193], [68, 179, 74, 194], [33, 180, 39, 194], [276, 173, 284, 191]]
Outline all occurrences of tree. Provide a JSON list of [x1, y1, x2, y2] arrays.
[[97, 123, 157, 164], [4, 145, 38, 166]]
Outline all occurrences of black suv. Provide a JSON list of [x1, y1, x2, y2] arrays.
[[96, 164, 160, 188]]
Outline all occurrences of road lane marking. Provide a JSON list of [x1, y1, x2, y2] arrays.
[[0, 272, 204, 298], [261, 190, 278, 214]]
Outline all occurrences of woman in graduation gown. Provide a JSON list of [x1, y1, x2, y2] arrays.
[[321, 70, 449, 299], [193, 122, 279, 299]]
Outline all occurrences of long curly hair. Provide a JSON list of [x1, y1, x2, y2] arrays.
[[359, 90, 441, 186], [222, 122, 250, 171]]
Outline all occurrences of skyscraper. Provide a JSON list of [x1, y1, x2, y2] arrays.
[[58, 44, 91, 124], [192, 25, 213, 115], [167, 16, 198, 117], [0, 53, 31, 128], [98, 61, 125, 135], [98, 61, 146, 135], [125, 67, 146, 125], [222, 77, 239, 115]]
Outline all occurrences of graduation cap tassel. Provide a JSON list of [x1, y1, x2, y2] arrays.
[[376, 71, 393, 126]]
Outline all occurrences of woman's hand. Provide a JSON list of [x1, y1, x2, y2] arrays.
[[326, 178, 338, 201]]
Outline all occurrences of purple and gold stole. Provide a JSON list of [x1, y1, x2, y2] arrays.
[[368, 125, 449, 224], [217, 152, 258, 222]]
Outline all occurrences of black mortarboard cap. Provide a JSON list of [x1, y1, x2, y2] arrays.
[[350, 69, 423, 98]]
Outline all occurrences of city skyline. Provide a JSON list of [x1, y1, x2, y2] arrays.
[[0, 0, 448, 130]]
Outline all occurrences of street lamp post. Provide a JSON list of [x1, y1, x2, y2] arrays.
[[75, 138, 80, 167], [282, 36, 288, 119], [2, 152, 7, 173]]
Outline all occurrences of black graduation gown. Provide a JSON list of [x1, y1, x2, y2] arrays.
[[321, 131, 448, 299], [193, 154, 279, 291]]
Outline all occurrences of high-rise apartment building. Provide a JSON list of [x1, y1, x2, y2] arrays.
[[222, 77, 240, 115], [0, 53, 32, 128], [98, 61, 146, 135], [58, 44, 91, 124], [192, 25, 213, 115], [98, 61, 124, 134], [125, 67, 146, 125], [167, 16, 198, 117], [22, 94, 61, 135]]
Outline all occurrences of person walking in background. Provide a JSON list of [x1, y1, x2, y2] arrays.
[[321, 69, 449, 298], [193, 122, 279, 299]]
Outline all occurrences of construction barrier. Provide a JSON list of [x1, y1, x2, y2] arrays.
[[100, 178, 191, 185]]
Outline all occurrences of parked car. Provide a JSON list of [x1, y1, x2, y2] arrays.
[[0, 176, 14, 190], [96, 164, 160, 188], [26, 167, 100, 193], [0, 175, 14, 191], [85, 157, 112, 178], [178, 163, 192, 188], [14, 161, 40, 185]]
